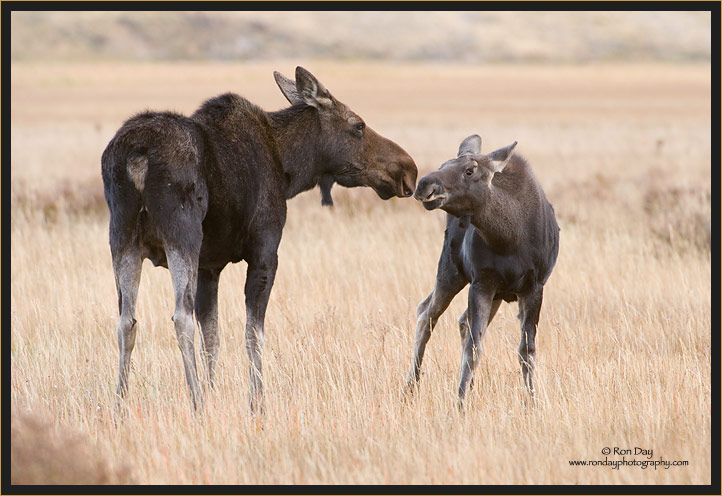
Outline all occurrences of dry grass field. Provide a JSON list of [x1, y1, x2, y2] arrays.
[[10, 61, 711, 485]]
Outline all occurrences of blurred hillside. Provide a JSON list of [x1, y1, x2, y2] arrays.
[[10, 10, 711, 63]]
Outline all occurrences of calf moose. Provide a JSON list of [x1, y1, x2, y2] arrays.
[[405, 135, 559, 408], [101, 67, 417, 414]]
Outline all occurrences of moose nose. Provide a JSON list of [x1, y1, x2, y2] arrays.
[[398, 157, 417, 198], [396, 171, 416, 198], [413, 177, 440, 201]]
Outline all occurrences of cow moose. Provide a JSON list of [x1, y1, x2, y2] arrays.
[[405, 135, 559, 408], [101, 67, 417, 415]]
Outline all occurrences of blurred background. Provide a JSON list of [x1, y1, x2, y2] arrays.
[[10, 11, 711, 63]]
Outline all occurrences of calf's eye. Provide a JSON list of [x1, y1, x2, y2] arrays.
[[465, 168, 474, 176]]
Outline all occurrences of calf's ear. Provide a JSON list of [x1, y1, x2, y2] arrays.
[[487, 141, 518, 173], [295, 66, 334, 109], [274, 71, 304, 106], [458, 134, 482, 157], [486, 141, 518, 186]]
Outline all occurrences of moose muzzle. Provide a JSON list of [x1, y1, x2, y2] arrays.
[[414, 175, 447, 210]]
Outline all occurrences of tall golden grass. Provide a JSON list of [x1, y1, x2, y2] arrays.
[[10, 62, 710, 484], [11, 409, 134, 484]]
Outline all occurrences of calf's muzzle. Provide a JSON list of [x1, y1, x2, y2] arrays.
[[414, 175, 447, 210]]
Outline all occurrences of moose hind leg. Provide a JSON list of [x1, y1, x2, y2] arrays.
[[113, 246, 143, 402], [518, 288, 543, 402], [196, 268, 221, 388], [166, 246, 203, 410]]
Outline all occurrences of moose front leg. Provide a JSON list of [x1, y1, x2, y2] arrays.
[[458, 298, 501, 393], [244, 249, 279, 417], [457, 282, 495, 409], [319, 175, 335, 206], [196, 268, 221, 388], [405, 274, 466, 396]]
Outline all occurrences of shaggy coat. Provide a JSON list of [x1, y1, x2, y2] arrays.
[[102, 67, 417, 413]]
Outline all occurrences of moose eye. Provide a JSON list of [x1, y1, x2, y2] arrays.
[[465, 168, 474, 176], [354, 122, 365, 135]]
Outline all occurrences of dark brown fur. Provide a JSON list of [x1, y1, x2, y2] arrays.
[[102, 67, 417, 414]]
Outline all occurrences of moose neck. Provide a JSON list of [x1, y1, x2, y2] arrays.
[[269, 105, 326, 199], [470, 188, 522, 252]]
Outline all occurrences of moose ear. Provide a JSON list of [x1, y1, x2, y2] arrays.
[[458, 134, 482, 157], [274, 71, 304, 106], [295, 66, 333, 109], [487, 141, 517, 173]]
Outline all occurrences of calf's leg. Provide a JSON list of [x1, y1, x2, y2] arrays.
[[458, 298, 501, 391], [457, 282, 496, 409], [405, 272, 466, 395], [518, 287, 543, 402]]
